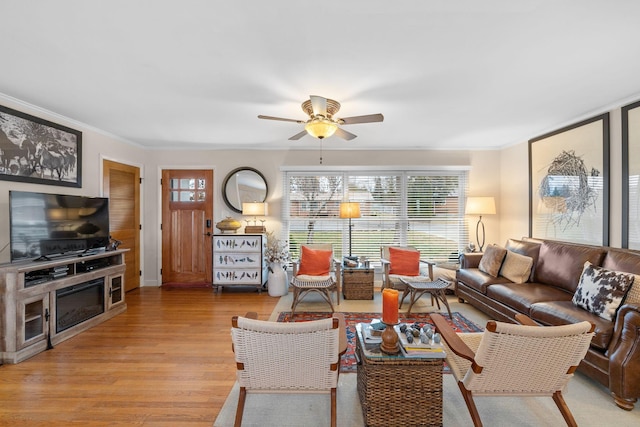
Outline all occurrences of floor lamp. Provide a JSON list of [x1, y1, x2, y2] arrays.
[[465, 197, 496, 252], [339, 202, 361, 257]]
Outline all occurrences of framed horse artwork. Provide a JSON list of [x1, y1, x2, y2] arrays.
[[0, 104, 81, 188]]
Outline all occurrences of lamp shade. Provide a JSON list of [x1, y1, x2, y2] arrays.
[[242, 202, 268, 216], [465, 197, 496, 215], [339, 202, 361, 219], [305, 118, 338, 139]]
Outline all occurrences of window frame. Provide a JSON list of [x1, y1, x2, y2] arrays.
[[281, 166, 470, 266]]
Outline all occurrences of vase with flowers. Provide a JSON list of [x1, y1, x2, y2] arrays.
[[265, 231, 290, 296]]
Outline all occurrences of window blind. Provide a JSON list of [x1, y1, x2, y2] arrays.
[[282, 169, 468, 265]]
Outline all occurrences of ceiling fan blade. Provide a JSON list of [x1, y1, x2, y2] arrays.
[[258, 115, 305, 124], [334, 127, 357, 141], [309, 95, 328, 117], [288, 130, 308, 140], [339, 113, 384, 125]]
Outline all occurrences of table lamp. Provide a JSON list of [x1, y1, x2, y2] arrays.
[[242, 202, 268, 233], [465, 197, 496, 252]]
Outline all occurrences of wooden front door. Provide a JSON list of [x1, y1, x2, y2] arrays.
[[161, 169, 213, 284], [102, 159, 141, 292]]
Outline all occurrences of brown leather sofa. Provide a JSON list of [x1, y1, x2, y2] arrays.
[[456, 238, 640, 410]]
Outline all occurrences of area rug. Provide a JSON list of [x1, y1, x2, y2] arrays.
[[276, 311, 483, 373], [213, 371, 640, 427]]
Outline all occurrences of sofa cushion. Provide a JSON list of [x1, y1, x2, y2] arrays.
[[572, 262, 634, 321], [535, 241, 606, 293], [602, 249, 640, 275], [478, 244, 507, 277], [530, 300, 614, 351], [499, 250, 534, 283], [456, 268, 512, 294], [485, 282, 573, 314], [505, 238, 541, 282]]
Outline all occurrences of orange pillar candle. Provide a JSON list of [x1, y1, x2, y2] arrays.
[[382, 288, 399, 324]]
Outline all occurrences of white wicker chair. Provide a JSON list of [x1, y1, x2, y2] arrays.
[[431, 313, 595, 427], [231, 312, 347, 427], [290, 243, 341, 316]]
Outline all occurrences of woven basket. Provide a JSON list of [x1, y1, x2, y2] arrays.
[[342, 269, 374, 300], [356, 337, 443, 427]]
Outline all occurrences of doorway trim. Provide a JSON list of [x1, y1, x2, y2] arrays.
[[157, 164, 216, 287], [100, 154, 145, 287]]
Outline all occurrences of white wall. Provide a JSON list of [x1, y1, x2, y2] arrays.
[[498, 109, 624, 248], [1, 93, 629, 287], [141, 148, 501, 285], [0, 96, 147, 265], [498, 142, 530, 242]]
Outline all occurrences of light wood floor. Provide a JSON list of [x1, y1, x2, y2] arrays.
[[0, 286, 279, 427]]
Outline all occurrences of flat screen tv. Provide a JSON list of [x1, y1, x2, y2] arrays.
[[9, 191, 110, 262]]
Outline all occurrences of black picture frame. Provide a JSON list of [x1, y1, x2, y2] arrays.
[[622, 100, 640, 249], [528, 113, 609, 246], [0, 104, 82, 188]]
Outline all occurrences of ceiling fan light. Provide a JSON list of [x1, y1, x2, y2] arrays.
[[305, 118, 338, 139]]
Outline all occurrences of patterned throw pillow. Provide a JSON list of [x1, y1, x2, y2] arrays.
[[572, 262, 635, 321], [478, 244, 507, 278], [499, 250, 534, 283]]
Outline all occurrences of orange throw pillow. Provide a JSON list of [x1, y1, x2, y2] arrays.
[[388, 247, 420, 276], [298, 246, 332, 275]]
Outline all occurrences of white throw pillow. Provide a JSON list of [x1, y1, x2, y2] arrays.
[[499, 250, 534, 283]]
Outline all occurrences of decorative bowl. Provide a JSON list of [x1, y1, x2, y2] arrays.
[[216, 217, 241, 233]]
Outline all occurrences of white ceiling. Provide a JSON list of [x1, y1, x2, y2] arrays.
[[2, 1, 640, 151]]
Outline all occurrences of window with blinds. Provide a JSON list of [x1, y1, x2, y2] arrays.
[[282, 169, 469, 265]]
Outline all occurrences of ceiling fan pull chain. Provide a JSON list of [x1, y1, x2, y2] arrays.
[[319, 140, 323, 164]]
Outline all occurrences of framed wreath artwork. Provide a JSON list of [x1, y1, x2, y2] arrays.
[[622, 100, 640, 249], [0, 104, 82, 188], [528, 113, 609, 246]]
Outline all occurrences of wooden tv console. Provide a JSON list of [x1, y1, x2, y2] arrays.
[[0, 249, 128, 364]]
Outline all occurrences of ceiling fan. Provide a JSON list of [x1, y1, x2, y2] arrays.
[[258, 95, 384, 141]]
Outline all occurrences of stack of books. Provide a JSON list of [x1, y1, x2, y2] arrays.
[[362, 321, 384, 344], [395, 325, 446, 358]]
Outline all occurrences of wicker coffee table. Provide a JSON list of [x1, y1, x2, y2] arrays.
[[355, 323, 445, 427], [399, 277, 452, 317]]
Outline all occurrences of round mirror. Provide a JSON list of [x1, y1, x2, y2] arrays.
[[222, 167, 268, 213]]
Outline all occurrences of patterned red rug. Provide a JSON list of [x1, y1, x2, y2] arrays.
[[276, 311, 483, 373]]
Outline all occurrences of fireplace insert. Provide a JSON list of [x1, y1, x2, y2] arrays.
[[56, 279, 105, 333]]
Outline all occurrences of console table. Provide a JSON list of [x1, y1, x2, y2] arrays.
[[0, 249, 128, 364], [355, 323, 445, 427], [212, 234, 267, 292]]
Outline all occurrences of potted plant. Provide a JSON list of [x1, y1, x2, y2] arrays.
[[265, 232, 290, 296]]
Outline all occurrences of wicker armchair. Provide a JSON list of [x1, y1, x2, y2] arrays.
[[231, 312, 347, 427], [290, 243, 341, 316], [431, 313, 595, 427], [380, 245, 433, 299]]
